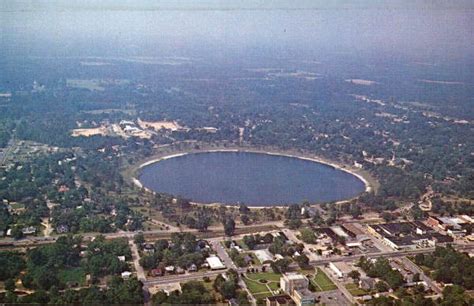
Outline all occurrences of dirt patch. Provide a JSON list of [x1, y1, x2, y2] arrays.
[[71, 126, 108, 137], [138, 119, 181, 131]]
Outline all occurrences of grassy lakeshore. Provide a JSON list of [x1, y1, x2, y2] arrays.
[[123, 141, 379, 208]]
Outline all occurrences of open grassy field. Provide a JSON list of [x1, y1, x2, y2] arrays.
[[345, 283, 369, 296], [58, 267, 86, 286], [253, 291, 276, 299], [244, 272, 281, 298], [66, 79, 105, 91], [235, 239, 250, 251], [311, 268, 337, 292], [245, 279, 268, 293], [9, 203, 25, 210], [246, 272, 281, 282]]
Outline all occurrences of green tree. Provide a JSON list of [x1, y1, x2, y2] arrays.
[[295, 254, 310, 268], [300, 228, 316, 244], [133, 232, 145, 245], [243, 235, 257, 250], [412, 272, 421, 283], [11, 226, 23, 240], [288, 219, 302, 229], [271, 258, 291, 273], [223, 216, 236, 236], [0, 251, 26, 281], [220, 280, 237, 299], [348, 270, 360, 282], [139, 254, 157, 270], [5, 278, 15, 291], [375, 281, 389, 293], [241, 214, 251, 225], [152, 291, 168, 305]]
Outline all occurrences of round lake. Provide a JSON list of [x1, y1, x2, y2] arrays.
[[138, 151, 366, 206]]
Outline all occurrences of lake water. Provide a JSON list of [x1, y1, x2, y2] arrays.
[[138, 151, 366, 206]]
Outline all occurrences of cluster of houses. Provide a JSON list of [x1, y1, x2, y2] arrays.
[[328, 261, 380, 293], [5, 225, 37, 236], [2, 200, 38, 237], [327, 258, 429, 303], [141, 240, 227, 278], [229, 231, 290, 264]]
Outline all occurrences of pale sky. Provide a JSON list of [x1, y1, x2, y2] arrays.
[[1, 0, 473, 61]]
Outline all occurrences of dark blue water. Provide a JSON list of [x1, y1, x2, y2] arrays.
[[138, 152, 365, 206]]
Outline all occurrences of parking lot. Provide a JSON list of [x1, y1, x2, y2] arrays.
[[315, 289, 351, 305]]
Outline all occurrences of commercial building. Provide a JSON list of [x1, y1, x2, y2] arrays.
[[328, 262, 353, 279], [280, 273, 315, 306], [281, 273, 309, 294], [330, 226, 349, 239], [254, 249, 274, 263], [266, 294, 295, 306], [426, 215, 473, 237], [368, 221, 453, 250], [341, 223, 364, 238], [292, 289, 315, 306], [206, 255, 226, 270]]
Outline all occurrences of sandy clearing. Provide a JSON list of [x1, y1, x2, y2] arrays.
[[137, 119, 181, 131], [71, 126, 108, 137]]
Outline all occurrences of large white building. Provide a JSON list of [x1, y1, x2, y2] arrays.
[[329, 262, 353, 279], [280, 273, 309, 294], [206, 255, 226, 270], [280, 273, 314, 306], [254, 249, 273, 263]]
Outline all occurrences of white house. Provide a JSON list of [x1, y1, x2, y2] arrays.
[[121, 271, 132, 279]]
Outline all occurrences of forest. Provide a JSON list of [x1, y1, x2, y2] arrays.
[[413, 246, 474, 289], [0, 235, 142, 304]]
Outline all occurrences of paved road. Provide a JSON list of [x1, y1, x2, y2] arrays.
[[321, 266, 359, 305], [129, 239, 146, 282], [209, 238, 257, 305], [400, 256, 442, 294], [4, 220, 474, 302], [210, 239, 237, 270], [352, 222, 393, 252], [308, 244, 474, 267], [144, 269, 236, 286], [282, 228, 322, 262], [316, 289, 351, 306], [1, 220, 283, 247], [143, 243, 474, 298]]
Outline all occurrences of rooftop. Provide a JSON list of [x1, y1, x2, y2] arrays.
[[206, 255, 226, 270], [330, 261, 353, 274], [283, 273, 307, 281], [370, 221, 453, 248], [266, 294, 295, 305]]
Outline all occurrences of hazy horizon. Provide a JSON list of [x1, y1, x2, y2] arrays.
[[1, 0, 474, 63]]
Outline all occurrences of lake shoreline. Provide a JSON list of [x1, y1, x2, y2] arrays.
[[129, 145, 376, 208]]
